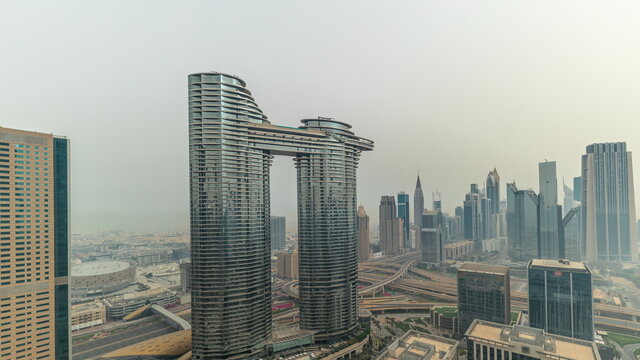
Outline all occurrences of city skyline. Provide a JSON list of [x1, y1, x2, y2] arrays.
[[3, 2, 640, 359], [3, 1, 640, 233]]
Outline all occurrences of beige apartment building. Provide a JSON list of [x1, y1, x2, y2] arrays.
[[71, 300, 106, 331], [357, 205, 370, 262], [276, 251, 298, 279], [0, 127, 70, 359]]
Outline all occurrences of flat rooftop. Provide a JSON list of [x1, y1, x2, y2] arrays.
[[465, 320, 599, 360], [444, 240, 473, 249], [458, 262, 509, 275], [529, 259, 590, 273], [377, 330, 458, 360], [71, 301, 105, 313], [72, 261, 133, 277]]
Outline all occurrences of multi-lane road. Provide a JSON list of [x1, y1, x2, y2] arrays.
[[72, 320, 176, 359]]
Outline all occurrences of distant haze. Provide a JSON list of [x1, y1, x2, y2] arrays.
[[1, 1, 640, 233]]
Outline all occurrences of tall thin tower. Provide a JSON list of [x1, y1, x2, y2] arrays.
[[0, 127, 70, 359], [188, 72, 373, 358], [397, 192, 410, 249], [486, 168, 500, 215], [414, 174, 425, 228], [539, 161, 562, 259], [379, 196, 401, 254], [357, 205, 370, 262], [582, 142, 637, 262]]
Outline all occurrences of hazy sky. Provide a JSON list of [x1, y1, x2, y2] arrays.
[[1, 1, 640, 234]]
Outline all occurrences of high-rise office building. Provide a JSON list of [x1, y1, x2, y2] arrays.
[[180, 261, 192, 292], [506, 183, 539, 261], [562, 207, 581, 261], [463, 192, 481, 248], [581, 142, 637, 262], [573, 176, 582, 203], [270, 216, 286, 251], [452, 206, 464, 241], [486, 168, 500, 215], [413, 175, 424, 228], [470, 183, 479, 194], [380, 196, 402, 255], [457, 263, 511, 334], [188, 72, 373, 357], [420, 210, 444, 267], [480, 194, 493, 240], [276, 251, 299, 279], [397, 192, 410, 249], [432, 191, 442, 212], [563, 181, 574, 216], [357, 205, 370, 262], [538, 161, 563, 259], [0, 127, 70, 359], [528, 259, 593, 341]]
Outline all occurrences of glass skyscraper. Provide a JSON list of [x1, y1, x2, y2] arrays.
[[457, 263, 511, 334], [463, 192, 481, 248], [379, 195, 402, 255], [506, 183, 539, 261], [528, 259, 593, 341], [270, 216, 286, 252], [357, 205, 370, 262], [413, 175, 424, 228], [485, 168, 500, 239], [188, 72, 373, 358], [397, 192, 410, 249], [581, 142, 637, 262], [562, 206, 581, 261], [420, 210, 444, 267], [0, 127, 70, 359], [538, 161, 563, 259]]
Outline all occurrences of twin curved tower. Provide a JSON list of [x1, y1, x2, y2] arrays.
[[188, 72, 373, 359]]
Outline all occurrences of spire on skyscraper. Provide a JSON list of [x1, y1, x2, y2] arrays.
[[414, 173, 425, 229]]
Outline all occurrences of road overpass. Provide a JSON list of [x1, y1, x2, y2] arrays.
[[282, 257, 417, 298]]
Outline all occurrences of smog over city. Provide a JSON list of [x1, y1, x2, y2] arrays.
[[1, 2, 639, 360]]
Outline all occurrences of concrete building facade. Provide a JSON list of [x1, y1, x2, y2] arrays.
[[380, 196, 402, 255], [357, 205, 370, 262], [0, 127, 70, 360], [70, 301, 106, 332], [276, 251, 299, 279], [581, 142, 637, 262], [465, 320, 601, 360]]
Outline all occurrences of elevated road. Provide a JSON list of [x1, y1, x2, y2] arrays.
[[282, 257, 416, 298], [359, 259, 415, 295], [151, 304, 191, 330], [283, 256, 640, 335]]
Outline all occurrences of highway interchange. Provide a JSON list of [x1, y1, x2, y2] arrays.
[[72, 250, 640, 358]]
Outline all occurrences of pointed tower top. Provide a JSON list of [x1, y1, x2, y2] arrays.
[[357, 204, 367, 217], [487, 167, 500, 183], [415, 174, 422, 189]]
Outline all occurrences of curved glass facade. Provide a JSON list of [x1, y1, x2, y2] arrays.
[[296, 119, 362, 341], [188, 73, 373, 358], [189, 72, 272, 359]]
